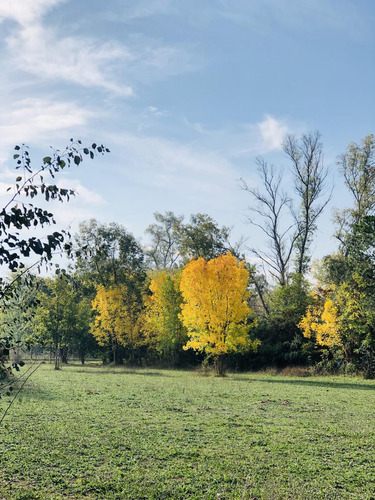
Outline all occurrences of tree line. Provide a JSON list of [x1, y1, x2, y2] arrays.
[[1, 133, 375, 377]]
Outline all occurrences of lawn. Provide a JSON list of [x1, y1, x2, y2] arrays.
[[1, 364, 375, 499]]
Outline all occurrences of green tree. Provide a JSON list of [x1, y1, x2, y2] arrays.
[[144, 211, 184, 269], [177, 213, 232, 263], [142, 270, 187, 365], [33, 273, 83, 370], [73, 219, 146, 291]]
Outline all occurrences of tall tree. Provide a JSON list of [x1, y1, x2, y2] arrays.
[[242, 132, 330, 284], [241, 159, 298, 286], [180, 253, 259, 375], [340, 134, 375, 221], [73, 219, 146, 290], [178, 213, 232, 263], [142, 270, 187, 365], [144, 211, 183, 269], [91, 284, 142, 364], [334, 134, 375, 252], [284, 131, 331, 274], [33, 273, 82, 370]]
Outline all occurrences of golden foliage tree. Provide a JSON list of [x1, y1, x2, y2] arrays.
[[298, 290, 341, 349], [91, 284, 141, 364], [142, 270, 187, 365], [299, 276, 371, 362], [180, 253, 259, 374]]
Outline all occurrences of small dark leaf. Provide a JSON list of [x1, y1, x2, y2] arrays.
[[16, 176, 22, 182], [74, 156, 81, 165]]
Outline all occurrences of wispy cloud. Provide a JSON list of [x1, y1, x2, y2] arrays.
[[6, 25, 133, 96], [1, 1, 133, 96], [0, 98, 95, 154], [110, 132, 238, 205], [216, 0, 374, 42], [106, 0, 175, 21], [1, 2, 199, 97], [183, 114, 297, 158]]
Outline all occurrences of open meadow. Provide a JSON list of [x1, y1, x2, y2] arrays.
[[1, 364, 375, 499]]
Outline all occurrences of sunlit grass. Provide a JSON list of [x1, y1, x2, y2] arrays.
[[1, 364, 375, 499]]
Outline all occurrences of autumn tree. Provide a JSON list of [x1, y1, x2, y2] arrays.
[[180, 253, 259, 375], [91, 284, 142, 364], [142, 270, 187, 365], [298, 286, 341, 351], [299, 274, 375, 376]]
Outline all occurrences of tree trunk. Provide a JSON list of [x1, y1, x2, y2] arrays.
[[214, 355, 226, 376], [54, 348, 60, 370], [80, 351, 85, 365], [60, 346, 68, 364]]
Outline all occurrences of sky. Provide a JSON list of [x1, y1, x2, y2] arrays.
[[0, 0, 374, 267]]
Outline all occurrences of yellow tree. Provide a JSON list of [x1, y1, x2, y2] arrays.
[[142, 270, 187, 365], [180, 252, 259, 375], [91, 284, 141, 364], [298, 287, 341, 349]]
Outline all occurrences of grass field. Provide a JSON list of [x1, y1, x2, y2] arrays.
[[1, 364, 375, 499]]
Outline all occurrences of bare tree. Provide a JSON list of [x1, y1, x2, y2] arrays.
[[333, 134, 375, 255], [284, 131, 331, 274], [242, 132, 331, 285], [241, 158, 299, 286], [338, 134, 375, 222]]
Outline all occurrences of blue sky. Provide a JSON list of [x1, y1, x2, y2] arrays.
[[0, 0, 374, 265]]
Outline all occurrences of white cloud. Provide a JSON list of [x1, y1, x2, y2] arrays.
[[258, 115, 289, 151], [1, 1, 199, 97], [0, 0, 65, 26], [0, 98, 95, 152]]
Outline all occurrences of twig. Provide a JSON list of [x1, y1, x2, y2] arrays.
[[0, 362, 42, 426]]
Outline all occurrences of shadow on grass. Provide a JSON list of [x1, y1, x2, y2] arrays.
[[66, 366, 169, 377], [231, 376, 375, 391]]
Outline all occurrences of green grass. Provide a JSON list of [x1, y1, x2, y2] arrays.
[[1, 364, 375, 499]]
